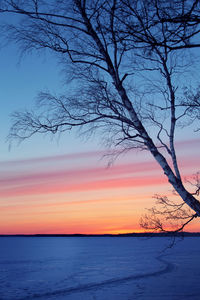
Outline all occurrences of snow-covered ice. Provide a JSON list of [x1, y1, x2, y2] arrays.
[[0, 236, 200, 299]]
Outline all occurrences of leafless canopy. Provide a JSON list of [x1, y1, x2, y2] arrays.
[[1, 0, 200, 231]]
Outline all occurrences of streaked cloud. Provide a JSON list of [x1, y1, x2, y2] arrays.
[[0, 138, 199, 234], [0, 173, 168, 198]]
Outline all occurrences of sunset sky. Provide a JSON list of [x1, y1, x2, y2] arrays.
[[0, 139, 199, 234], [0, 28, 199, 234]]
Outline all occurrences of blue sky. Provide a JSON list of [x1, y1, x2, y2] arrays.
[[0, 41, 100, 161]]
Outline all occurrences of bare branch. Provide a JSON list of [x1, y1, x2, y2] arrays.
[[140, 194, 199, 233], [1, 0, 200, 231]]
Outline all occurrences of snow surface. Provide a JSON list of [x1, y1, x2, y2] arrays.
[[0, 236, 200, 299]]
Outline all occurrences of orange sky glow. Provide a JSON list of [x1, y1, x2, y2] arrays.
[[0, 139, 199, 234]]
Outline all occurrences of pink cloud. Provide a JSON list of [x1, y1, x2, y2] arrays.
[[0, 160, 159, 185], [0, 155, 198, 190], [0, 138, 199, 198], [0, 150, 105, 167], [1, 137, 198, 167], [0, 173, 168, 198]]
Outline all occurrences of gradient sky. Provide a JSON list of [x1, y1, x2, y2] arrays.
[[0, 29, 199, 234]]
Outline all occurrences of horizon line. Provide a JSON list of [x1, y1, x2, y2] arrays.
[[1, 232, 200, 237]]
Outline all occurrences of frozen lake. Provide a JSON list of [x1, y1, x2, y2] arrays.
[[0, 236, 200, 299]]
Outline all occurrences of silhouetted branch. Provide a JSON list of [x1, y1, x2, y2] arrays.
[[140, 194, 199, 233]]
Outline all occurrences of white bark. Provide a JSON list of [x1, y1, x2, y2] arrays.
[[116, 84, 200, 216]]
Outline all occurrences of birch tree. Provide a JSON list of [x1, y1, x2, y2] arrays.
[[1, 0, 200, 231]]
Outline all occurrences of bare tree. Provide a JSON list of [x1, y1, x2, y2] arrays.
[[0, 0, 200, 231]]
